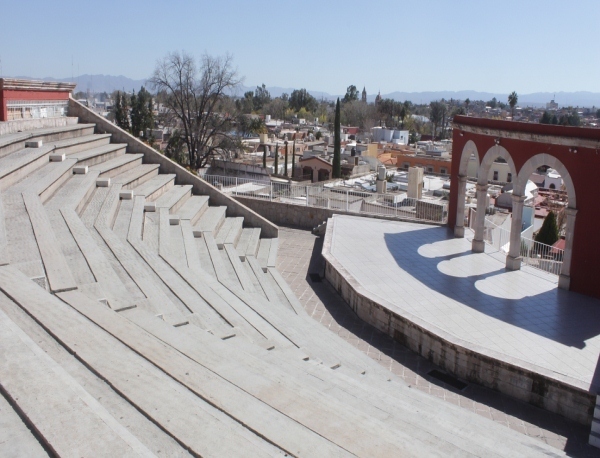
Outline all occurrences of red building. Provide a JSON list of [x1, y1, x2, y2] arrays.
[[0, 78, 75, 122], [449, 115, 600, 299]]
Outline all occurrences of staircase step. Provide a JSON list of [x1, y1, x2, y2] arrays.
[[257, 239, 271, 272], [0, 124, 96, 158], [235, 228, 253, 261], [194, 206, 226, 235], [246, 228, 261, 258], [224, 245, 256, 293], [177, 195, 210, 224], [0, 298, 151, 457], [267, 238, 278, 268], [0, 191, 7, 266], [112, 163, 160, 189], [89, 153, 143, 178], [214, 217, 235, 249], [69, 142, 126, 166], [133, 173, 175, 201], [21, 193, 77, 293], [54, 133, 112, 156], [225, 217, 244, 246], [155, 185, 192, 213]]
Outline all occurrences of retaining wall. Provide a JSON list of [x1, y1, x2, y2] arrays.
[[233, 196, 445, 230]]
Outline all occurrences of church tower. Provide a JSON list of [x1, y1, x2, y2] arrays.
[[362, 86, 367, 103]]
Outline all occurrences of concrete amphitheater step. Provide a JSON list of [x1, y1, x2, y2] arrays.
[[89, 153, 143, 178], [246, 227, 262, 258], [256, 238, 271, 271], [53, 133, 112, 156], [193, 205, 226, 235], [60, 208, 135, 311], [10, 158, 78, 203], [235, 227, 253, 260], [0, 269, 282, 458], [0, 143, 59, 191], [128, 228, 237, 336], [176, 195, 209, 224], [0, 297, 154, 457], [246, 255, 287, 306], [224, 244, 256, 293], [0, 190, 9, 266], [111, 163, 160, 189], [214, 216, 235, 249], [0, 123, 96, 158], [68, 142, 127, 166], [58, 289, 549, 458], [267, 266, 306, 315], [21, 192, 77, 293], [224, 216, 244, 246], [154, 184, 192, 213], [132, 173, 175, 201]]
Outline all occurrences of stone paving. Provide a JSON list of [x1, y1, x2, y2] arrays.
[[277, 225, 600, 457]]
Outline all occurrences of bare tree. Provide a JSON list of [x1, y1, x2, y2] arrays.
[[149, 51, 242, 169]]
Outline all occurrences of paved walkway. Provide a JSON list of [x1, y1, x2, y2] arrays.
[[277, 225, 600, 457]]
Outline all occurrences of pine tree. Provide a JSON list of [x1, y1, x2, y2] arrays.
[[262, 144, 267, 169], [332, 98, 341, 179], [130, 90, 138, 135], [115, 92, 130, 132], [291, 139, 296, 179], [535, 211, 559, 246], [284, 141, 289, 177], [273, 143, 279, 175]]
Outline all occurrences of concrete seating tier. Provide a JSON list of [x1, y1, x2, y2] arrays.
[[0, 121, 566, 456]]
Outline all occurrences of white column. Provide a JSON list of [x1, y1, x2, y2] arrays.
[[505, 194, 526, 270], [454, 175, 467, 237], [471, 183, 488, 253], [558, 207, 577, 290]]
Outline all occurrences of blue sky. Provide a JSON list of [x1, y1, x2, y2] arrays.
[[2, 0, 599, 94]]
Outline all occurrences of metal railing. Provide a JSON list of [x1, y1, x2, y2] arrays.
[[469, 209, 563, 276], [200, 173, 448, 224]]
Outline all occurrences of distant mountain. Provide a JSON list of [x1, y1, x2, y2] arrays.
[[13, 74, 148, 94], [11, 75, 600, 107]]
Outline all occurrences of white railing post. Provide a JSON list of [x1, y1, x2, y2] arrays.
[[346, 190, 349, 212], [270, 182, 273, 201], [235, 177, 238, 196]]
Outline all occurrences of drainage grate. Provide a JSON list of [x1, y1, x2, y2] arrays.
[[427, 369, 468, 391], [309, 273, 322, 283]]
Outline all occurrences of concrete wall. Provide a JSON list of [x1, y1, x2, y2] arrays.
[[322, 232, 594, 425], [0, 117, 78, 136], [233, 196, 444, 230], [68, 98, 278, 238]]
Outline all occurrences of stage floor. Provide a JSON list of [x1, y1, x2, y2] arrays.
[[326, 215, 600, 392]]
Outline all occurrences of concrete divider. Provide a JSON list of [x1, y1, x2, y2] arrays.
[[68, 99, 278, 238]]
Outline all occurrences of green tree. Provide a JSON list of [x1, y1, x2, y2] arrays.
[[291, 139, 296, 178], [596, 108, 600, 119], [114, 91, 130, 132], [429, 101, 446, 139], [343, 85, 359, 104], [284, 141, 289, 177], [130, 86, 154, 138], [540, 111, 552, 124], [535, 211, 559, 246], [262, 144, 267, 169], [487, 97, 497, 109], [253, 84, 271, 111], [508, 91, 518, 119], [289, 88, 318, 112], [332, 98, 341, 179], [464, 98, 470, 115], [273, 143, 279, 175]]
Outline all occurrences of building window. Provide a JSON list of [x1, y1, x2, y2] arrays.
[[440, 168, 447, 175], [402, 162, 410, 170], [493, 170, 499, 181], [427, 167, 434, 173], [507, 173, 512, 183]]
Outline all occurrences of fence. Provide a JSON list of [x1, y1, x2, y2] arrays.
[[469, 209, 563, 276], [200, 173, 448, 224]]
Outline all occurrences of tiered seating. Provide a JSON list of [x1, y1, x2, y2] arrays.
[[0, 120, 565, 457]]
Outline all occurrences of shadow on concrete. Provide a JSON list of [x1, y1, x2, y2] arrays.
[[382, 226, 600, 349], [298, 231, 596, 457]]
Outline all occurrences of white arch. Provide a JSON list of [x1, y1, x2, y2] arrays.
[[454, 140, 479, 237], [477, 145, 517, 186], [459, 139, 479, 177], [514, 153, 576, 208]]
